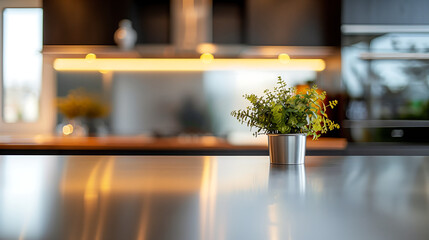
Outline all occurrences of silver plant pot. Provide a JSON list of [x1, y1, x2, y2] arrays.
[[268, 134, 307, 165]]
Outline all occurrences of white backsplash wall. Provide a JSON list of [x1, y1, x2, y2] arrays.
[[111, 71, 317, 137], [111, 72, 208, 136], [203, 70, 317, 138], [56, 70, 320, 137]]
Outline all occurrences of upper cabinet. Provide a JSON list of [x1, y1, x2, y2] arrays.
[[43, 0, 171, 45], [44, 0, 128, 45], [244, 0, 341, 46], [212, 0, 341, 46], [343, 0, 429, 25], [212, 0, 246, 44], [44, 0, 341, 46]]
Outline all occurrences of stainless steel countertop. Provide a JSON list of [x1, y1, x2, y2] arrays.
[[0, 155, 428, 240]]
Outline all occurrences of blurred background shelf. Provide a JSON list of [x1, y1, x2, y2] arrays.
[[343, 120, 429, 128], [360, 52, 429, 60]]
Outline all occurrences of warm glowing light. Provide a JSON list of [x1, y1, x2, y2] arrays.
[[200, 136, 219, 146], [278, 53, 290, 63], [62, 124, 73, 135], [99, 70, 110, 74], [54, 58, 326, 72], [85, 53, 96, 63], [200, 53, 214, 63], [197, 43, 217, 54]]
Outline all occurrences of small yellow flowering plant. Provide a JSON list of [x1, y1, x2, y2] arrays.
[[57, 89, 109, 120], [231, 76, 340, 139]]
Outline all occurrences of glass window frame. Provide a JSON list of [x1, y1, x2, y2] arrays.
[[0, 0, 55, 135]]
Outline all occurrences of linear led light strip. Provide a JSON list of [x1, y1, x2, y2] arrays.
[[53, 53, 326, 72]]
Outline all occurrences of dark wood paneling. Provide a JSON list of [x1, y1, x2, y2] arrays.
[[245, 0, 341, 46], [44, 0, 339, 46], [212, 0, 246, 44], [43, 0, 170, 45], [128, 0, 170, 44], [43, 0, 130, 45]]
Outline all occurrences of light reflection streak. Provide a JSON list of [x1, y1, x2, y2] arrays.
[[199, 156, 218, 240], [182, 0, 197, 49], [81, 160, 102, 240], [268, 204, 279, 240], [268, 204, 293, 240], [136, 196, 151, 240], [267, 164, 306, 240], [94, 157, 115, 240], [297, 165, 306, 195], [0, 156, 54, 240], [100, 157, 114, 193], [79, 157, 115, 240], [18, 222, 27, 240]]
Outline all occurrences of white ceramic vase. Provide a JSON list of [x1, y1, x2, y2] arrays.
[[114, 19, 137, 50]]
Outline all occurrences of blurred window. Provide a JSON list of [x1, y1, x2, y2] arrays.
[[2, 8, 42, 123]]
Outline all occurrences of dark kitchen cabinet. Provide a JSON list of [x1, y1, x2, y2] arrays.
[[212, 0, 341, 46], [245, 0, 341, 46], [212, 0, 246, 44], [44, 0, 340, 46], [43, 0, 170, 45], [343, 0, 429, 24]]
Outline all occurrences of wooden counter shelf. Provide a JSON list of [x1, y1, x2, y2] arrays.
[[0, 135, 347, 156]]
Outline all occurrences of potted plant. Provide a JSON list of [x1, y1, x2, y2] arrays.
[[231, 76, 339, 164], [57, 89, 109, 136]]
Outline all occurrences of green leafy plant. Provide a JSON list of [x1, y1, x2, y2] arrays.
[[231, 76, 340, 139]]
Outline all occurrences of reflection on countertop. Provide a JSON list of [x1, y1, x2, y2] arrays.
[[0, 155, 428, 240]]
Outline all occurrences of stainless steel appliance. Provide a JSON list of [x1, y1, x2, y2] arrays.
[[342, 25, 429, 142]]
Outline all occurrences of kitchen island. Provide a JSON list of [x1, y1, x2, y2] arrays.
[[0, 155, 428, 239]]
